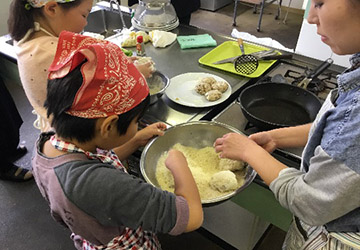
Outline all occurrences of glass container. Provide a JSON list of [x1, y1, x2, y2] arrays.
[[131, 0, 179, 31]]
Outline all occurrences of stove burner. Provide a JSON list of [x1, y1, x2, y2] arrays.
[[284, 69, 329, 95], [258, 60, 339, 101], [305, 78, 325, 94]]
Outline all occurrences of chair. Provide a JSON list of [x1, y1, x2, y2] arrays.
[[232, 0, 283, 32]]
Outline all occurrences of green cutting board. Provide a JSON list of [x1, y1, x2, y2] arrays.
[[199, 41, 279, 78]]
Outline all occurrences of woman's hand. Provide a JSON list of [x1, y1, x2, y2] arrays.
[[214, 132, 257, 162], [215, 132, 288, 186], [132, 122, 167, 147], [249, 131, 277, 153]]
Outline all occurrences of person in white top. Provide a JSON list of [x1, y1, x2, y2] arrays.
[[8, 0, 162, 162], [8, 0, 154, 132]]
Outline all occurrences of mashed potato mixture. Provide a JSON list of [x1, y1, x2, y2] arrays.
[[155, 143, 246, 201]]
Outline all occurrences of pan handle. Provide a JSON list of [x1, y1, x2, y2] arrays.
[[308, 58, 334, 79], [261, 54, 293, 60]]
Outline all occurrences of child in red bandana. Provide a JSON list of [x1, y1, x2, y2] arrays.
[[32, 31, 203, 250]]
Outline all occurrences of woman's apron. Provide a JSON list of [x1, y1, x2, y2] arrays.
[[283, 217, 360, 250]]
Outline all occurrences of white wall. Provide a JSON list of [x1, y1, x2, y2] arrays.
[[295, 0, 351, 67], [0, 0, 12, 36], [282, 0, 304, 10], [295, 20, 350, 68], [302, 0, 308, 9]]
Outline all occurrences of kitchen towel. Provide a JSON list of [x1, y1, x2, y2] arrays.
[[177, 34, 217, 49], [231, 29, 294, 53], [149, 30, 177, 48]]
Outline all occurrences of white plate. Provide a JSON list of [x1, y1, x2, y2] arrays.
[[165, 72, 232, 108]]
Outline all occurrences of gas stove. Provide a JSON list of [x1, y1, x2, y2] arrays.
[[262, 60, 338, 101], [212, 58, 342, 187]]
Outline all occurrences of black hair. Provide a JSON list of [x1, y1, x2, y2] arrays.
[[8, 0, 85, 41], [44, 61, 150, 143]]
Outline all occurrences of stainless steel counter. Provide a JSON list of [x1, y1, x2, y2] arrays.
[[136, 24, 250, 126], [0, 15, 250, 129]]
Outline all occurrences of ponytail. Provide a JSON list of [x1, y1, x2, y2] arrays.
[[8, 0, 42, 41]]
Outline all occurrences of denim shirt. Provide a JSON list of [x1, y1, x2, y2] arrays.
[[302, 53, 360, 172], [270, 53, 360, 232]]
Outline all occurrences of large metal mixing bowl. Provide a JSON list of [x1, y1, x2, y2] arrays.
[[140, 121, 257, 204]]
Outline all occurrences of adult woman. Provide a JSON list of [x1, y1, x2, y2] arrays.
[[8, 0, 154, 132], [0, 76, 32, 181], [214, 0, 360, 249]]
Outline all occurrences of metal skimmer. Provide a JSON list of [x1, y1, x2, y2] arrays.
[[234, 38, 259, 75]]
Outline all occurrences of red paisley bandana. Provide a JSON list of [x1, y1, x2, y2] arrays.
[[48, 31, 149, 118]]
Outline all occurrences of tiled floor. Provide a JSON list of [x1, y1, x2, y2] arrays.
[[0, 2, 302, 249]]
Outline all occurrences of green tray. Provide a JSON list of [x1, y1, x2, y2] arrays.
[[199, 41, 278, 78]]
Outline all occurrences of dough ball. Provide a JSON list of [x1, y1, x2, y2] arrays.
[[205, 90, 222, 101], [199, 76, 217, 85], [211, 81, 228, 93], [210, 170, 238, 192], [218, 158, 245, 171], [195, 81, 212, 95]]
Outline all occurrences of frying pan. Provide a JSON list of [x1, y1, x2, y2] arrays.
[[239, 82, 322, 130], [238, 58, 334, 130]]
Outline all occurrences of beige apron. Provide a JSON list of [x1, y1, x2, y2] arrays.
[[18, 22, 55, 132]]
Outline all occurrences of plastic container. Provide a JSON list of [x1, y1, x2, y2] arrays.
[[136, 35, 146, 56]]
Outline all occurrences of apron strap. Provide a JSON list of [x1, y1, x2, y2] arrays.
[[17, 22, 56, 46]]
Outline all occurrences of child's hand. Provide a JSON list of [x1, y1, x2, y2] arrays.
[[133, 122, 166, 147], [165, 149, 187, 172], [130, 56, 155, 78], [128, 56, 139, 63], [165, 149, 203, 231], [135, 62, 154, 78]]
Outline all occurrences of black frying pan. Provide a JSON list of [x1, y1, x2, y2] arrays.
[[239, 82, 322, 130]]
